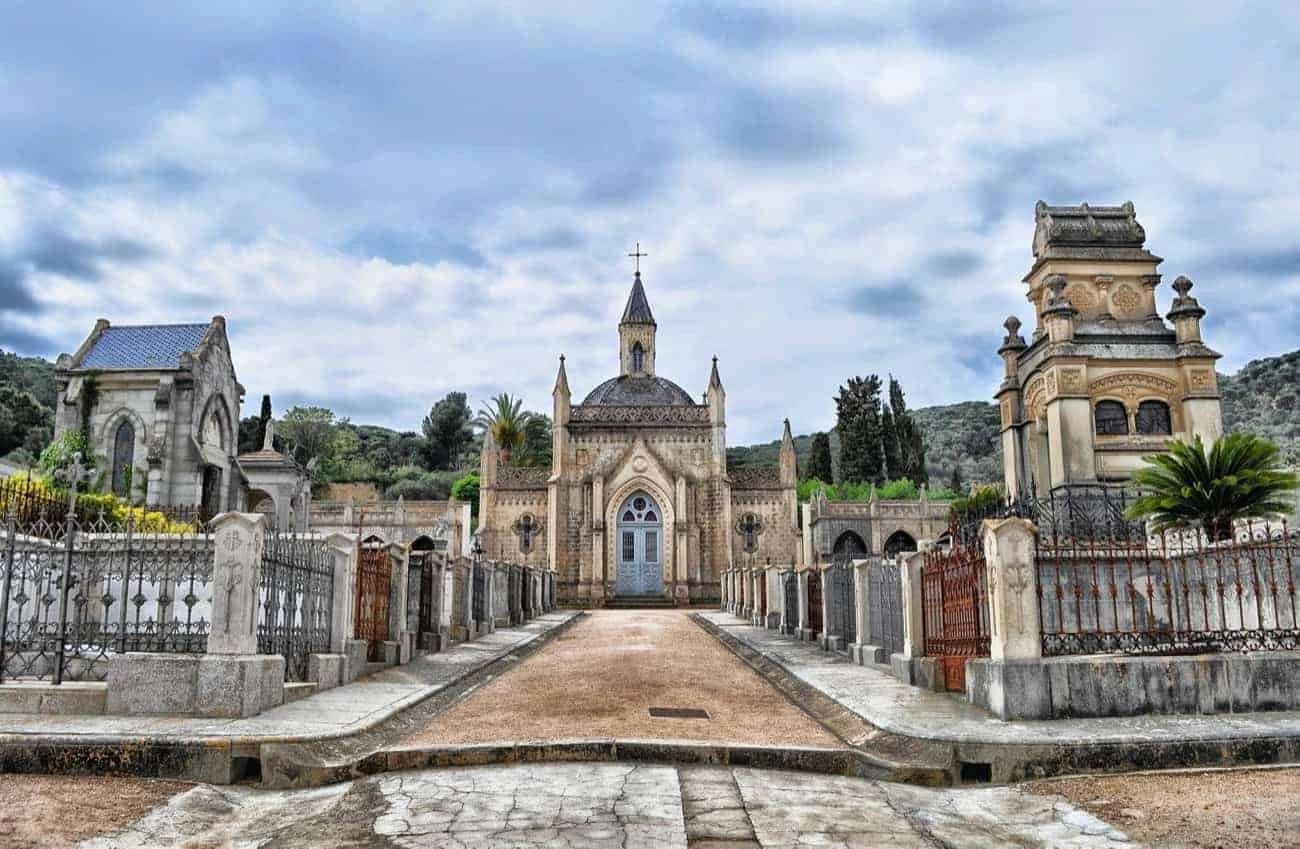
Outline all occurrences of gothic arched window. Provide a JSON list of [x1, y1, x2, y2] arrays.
[[1136, 400, 1172, 435], [111, 420, 135, 497], [1094, 400, 1128, 436], [631, 342, 644, 373]]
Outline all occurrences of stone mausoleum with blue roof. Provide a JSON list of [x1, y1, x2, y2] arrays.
[[53, 316, 245, 516]]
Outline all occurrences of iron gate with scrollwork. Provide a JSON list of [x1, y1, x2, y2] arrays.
[[782, 571, 798, 634], [922, 532, 990, 692], [806, 569, 823, 638], [472, 564, 487, 626], [827, 555, 856, 645], [354, 545, 390, 660], [868, 558, 904, 657], [258, 531, 333, 681]]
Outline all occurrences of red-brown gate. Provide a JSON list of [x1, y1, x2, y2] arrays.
[[807, 569, 824, 637], [922, 535, 990, 692], [355, 545, 391, 660]]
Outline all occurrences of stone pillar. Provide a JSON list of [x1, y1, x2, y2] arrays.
[[208, 512, 266, 655], [796, 569, 812, 641], [983, 518, 1041, 661], [966, 517, 1049, 719], [387, 542, 412, 664], [890, 545, 940, 690], [819, 565, 833, 650], [316, 531, 359, 687], [849, 559, 878, 665]]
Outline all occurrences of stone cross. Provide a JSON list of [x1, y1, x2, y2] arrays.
[[208, 512, 268, 655]]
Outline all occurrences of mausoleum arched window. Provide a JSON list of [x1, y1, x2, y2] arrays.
[[1136, 400, 1172, 435], [1094, 400, 1128, 436], [631, 342, 644, 373], [111, 420, 135, 497]]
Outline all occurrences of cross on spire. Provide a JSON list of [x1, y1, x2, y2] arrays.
[[627, 242, 647, 276]]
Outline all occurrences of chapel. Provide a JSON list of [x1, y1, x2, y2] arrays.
[[477, 269, 800, 605]]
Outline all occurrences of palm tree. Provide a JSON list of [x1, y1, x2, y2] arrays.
[[473, 393, 531, 464], [1124, 433, 1300, 540]]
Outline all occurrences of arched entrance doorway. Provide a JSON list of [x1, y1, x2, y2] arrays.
[[832, 530, 868, 559], [883, 530, 918, 558], [615, 491, 663, 595]]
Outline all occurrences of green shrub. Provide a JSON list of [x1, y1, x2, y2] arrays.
[[451, 472, 480, 513]]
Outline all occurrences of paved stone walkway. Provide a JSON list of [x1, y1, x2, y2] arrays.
[[404, 609, 841, 748], [74, 763, 1133, 848], [700, 612, 1300, 746]]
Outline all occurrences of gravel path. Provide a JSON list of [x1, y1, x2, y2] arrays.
[[1025, 766, 1300, 849], [0, 774, 190, 849], [402, 609, 843, 747]]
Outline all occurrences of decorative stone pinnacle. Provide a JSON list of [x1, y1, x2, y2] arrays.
[[1003, 315, 1021, 335], [1172, 275, 1193, 298], [1046, 274, 1068, 298]]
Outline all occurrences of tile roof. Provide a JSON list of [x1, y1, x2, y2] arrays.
[[78, 323, 210, 369], [620, 273, 655, 324]]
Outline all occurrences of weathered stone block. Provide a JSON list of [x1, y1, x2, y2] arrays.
[[196, 654, 284, 718], [308, 653, 345, 691], [381, 641, 399, 666], [106, 653, 199, 716], [343, 639, 369, 683], [399, 631, 415, 665]]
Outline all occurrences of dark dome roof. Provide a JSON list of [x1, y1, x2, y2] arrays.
[[580, 375, 697, 407]]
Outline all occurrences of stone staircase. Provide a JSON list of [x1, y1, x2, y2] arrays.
[[603, 594, 678, 609]]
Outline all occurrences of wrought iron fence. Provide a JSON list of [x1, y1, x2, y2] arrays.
[[1029, 484, 1148, 546], [922, 530, 990, 692], [1037, 519, 1300, 656], [826, 555, 856, 645], [354, 544, 390, 660], [258, 531, 333, 681], [0, 504, 212, 684], [782, 571, 798, 634], [868, 558, 905, 657], [806, 569, 823, 637], [471, 564, 488, 625]]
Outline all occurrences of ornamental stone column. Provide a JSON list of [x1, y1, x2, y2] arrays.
[[208, 512, 267, 655], [891, 544, 941, 690], [386, 542, 410, 664], [982, 518, 1041, 661], [314, 531, 359, 687]]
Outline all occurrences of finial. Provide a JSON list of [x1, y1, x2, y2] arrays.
[[627, 241, 648, 275], [1172, 275, 1193, 298], [559, 354, 566, 364], [1003, 315, 1021, 335]]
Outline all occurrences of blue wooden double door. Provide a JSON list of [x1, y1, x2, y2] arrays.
[[615, 491, 663, 596]]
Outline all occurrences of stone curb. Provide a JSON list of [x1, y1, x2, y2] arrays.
[[0, 612, 585, 785], [695, 613, 1300, 784]]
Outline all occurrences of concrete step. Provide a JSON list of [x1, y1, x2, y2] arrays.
[[605, 595, 677, 609], [283, 682, 318, 704]]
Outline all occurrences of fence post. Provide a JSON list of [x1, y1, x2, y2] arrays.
[[321, 532, 360, 686], [387, 542, 411, 664], [892, 544, 940, 689], [982, 518, 1042, 661], [850, 559, 873, 664], [0, 505, 16, 684]]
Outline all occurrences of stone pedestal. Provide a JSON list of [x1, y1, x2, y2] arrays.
[[106, 653, 284, 718], [344, 638, 368, 682], [307, 653, 346, 690]]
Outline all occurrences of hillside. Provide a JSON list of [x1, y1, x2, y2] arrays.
[[4, 347, 1298, 477]]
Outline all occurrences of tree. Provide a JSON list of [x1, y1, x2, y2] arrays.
[[451, 472, 480, 517], [888, 376, 928, 484], [835, 375, 883, 484], [422, 391, 474, 471], [473, 393, 531, 464], [517, 413, 553, 468], [949, 465, 964, 496], [807, 432, 833, 482], [278, 406, 341, 468], [881, 406, 902, 480], [237, 416, 262, 454], [0, 385, 53, 457], [1125, 433, 1300, 540]]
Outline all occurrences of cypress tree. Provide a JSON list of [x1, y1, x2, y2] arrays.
[[834, 375, 884, 484], [949, 465, 964, 495], [807, 432, 833, 482], [881, 406, 902, 480], [888, 377, 929, 484]]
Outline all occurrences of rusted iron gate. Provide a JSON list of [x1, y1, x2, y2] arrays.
[[354, 545, 390, 660], [416, 553, 436, 634], [922, 531, 990, 692], [1038, 518, 1300, 656], [827, 554, 856, 645], [806, 568, 824, 638], [868, 559, 905, 656]]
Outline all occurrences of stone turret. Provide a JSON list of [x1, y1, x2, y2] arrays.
[[779, 419, 797, 489], [619, 272, 656, 377]]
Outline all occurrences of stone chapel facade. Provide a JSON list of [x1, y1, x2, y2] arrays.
[[997, 202, 1224, 495], [478, 272, 800, 605]]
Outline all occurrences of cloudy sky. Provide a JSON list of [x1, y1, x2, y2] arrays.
[[1, 3, 1298, 444]]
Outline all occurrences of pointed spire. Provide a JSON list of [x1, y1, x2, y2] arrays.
[[782, 418, 794, 444], [620, 272, 656, 325], [708, 355, 723, 390], [553, 354, 570, 396]]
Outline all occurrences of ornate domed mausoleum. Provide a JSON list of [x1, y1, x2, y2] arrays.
[[477, 269, 800, 605]]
